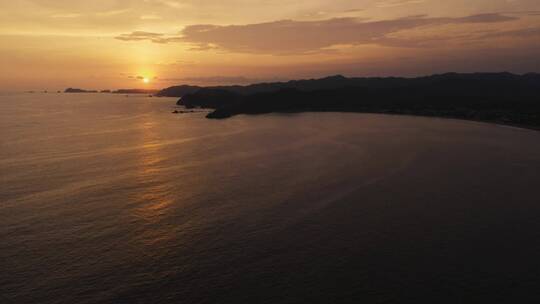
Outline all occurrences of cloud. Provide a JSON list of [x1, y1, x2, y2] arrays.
[[126, 75, 153, 81], [171, 76, 252, 84], [115, 13, 518, 54], [344, 9, 364, 13], [96, 9, 131, 17], [51, 13, 81, 18], [478, 27, 540, 39], [393, 25, 540, 47], [114, 31, 185, 43], [140, 14, 162, 20], [160, 75, 284, 85], [115, 31, 165, 41], [375, 0, 426, 8], [144, 0, 189, 9]]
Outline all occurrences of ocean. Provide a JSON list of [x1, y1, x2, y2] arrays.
[[2, 93, 540, 303]]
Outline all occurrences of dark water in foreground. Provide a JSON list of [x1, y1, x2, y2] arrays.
[[1, 93, 540, 303]]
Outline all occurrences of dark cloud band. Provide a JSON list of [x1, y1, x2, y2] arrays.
[[115, 13, 520, 54]]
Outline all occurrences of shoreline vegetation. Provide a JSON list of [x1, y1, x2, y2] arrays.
[[157, 72, 540, 130]]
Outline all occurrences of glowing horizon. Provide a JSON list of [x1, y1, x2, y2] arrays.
[[1, 0, 540, 91]]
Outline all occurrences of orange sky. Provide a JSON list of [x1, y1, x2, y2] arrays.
[[1, 0, 540, 91]]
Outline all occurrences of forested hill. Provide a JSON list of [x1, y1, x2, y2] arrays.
[[169, 73, 540, 128]]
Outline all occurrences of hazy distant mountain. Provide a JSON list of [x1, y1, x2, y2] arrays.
[[155, 85, 202, 97], [157, 75, 358, 97], [64, 88, 98, 93], [158, 73, 540, 97], [111, 89, 159, 94]]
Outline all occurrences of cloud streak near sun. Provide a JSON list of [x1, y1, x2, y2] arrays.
[[115, 13, 520, 54]]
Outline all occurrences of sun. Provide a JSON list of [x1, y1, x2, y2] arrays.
[[143, 77, 150, 84]]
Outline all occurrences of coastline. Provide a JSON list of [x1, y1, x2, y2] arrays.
[[203, 108, 540, 132], [353, 111, 540, 132]]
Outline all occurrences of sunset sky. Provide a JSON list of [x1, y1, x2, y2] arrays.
[[1, 0, 540, 91]]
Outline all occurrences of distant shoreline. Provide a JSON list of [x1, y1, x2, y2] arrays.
[[316, 111, 540, 132], [178, 107, 540, 132], [203, 106, 540, 132], [63, 88, 159, 94]]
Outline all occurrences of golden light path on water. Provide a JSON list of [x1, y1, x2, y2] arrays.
[[134, 112, 177, 247]]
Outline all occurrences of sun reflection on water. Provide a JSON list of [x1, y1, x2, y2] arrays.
[[132, 112, 176, 246]]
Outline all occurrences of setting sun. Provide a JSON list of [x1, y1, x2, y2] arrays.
[[143, 78, 150, 84]]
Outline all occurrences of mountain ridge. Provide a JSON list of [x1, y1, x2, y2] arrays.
[[157, 72, 540, 97]]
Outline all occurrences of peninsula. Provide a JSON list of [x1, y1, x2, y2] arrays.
[[160, 73, 540, 129]]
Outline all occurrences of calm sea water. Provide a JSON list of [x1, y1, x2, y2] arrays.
[[1, 93, 540, 303]]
